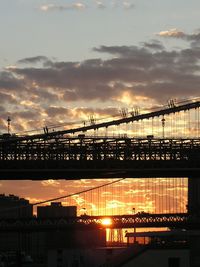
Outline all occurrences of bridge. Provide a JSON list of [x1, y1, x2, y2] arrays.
[[0, 137, 200, 179], [0, 98, 200, 179], [0, 98, 200, 236], [0, 213, 193, 232]]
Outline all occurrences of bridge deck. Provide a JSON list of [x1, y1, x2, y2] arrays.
[[0, 213, 194, 232], [0, 138, 199, 179]]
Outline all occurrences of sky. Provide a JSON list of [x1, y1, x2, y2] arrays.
[[0, 178, 188, 216], [0, 0, 199, 212]]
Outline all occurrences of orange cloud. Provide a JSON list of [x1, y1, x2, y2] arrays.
[[157, 28, 185, 38]]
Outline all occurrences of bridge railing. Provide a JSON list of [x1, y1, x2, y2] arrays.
[[0, 138, 200, 162]]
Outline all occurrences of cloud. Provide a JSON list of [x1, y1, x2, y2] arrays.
[[110, 0, 135, 9], [157, 28, 185, 38], [70, 107, 118, 119], [41, 180, 60, 187], [46, 106, 71, 118], [58, 189, 65, 195], [0, 71, 24, 90], [157, 28, 200, 46], [122, 1, 134, 9], [39, 1, 134, 11], [39, 3, 86, 12], [142, 40, 165, 51], [17, 56, 49, 65], [5, 44, 200, 106], [95, 1, 106, 9], [0, 30, 200, 133], [0, 92, 17, 104], [106, 200, 126, 209], [102, 191, 112, 196], [72, 195, 85, 206], [4, 48, 200, 98], [25, 197, 44, 204]]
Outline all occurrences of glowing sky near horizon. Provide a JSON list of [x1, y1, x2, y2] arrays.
[[0, 0, 199, 207]]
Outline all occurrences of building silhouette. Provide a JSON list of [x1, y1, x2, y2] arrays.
[[37, 202, 77, 218], [0, 194, 33, 219]]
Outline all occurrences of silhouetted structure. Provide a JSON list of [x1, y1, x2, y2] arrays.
[[0, 194, 33, 265], [37, 202, 77, 218], [37, 203, 106, 250], [0, 98, 200, 266], [0, 194, 33, 218]]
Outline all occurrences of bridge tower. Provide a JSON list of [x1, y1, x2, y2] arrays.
[[188, 178, 200, 217], [188, 177, 200, 267]]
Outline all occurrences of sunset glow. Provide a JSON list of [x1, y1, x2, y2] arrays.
[[101, 218, 112, 226]]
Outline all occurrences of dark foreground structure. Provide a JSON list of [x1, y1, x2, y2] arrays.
[[0, 99, 200, 266]]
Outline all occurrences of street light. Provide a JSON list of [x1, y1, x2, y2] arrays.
[[161, 116, 165, 139]]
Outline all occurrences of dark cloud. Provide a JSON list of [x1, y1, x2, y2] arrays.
[[0, 33, 200, 131], [5, 43, 200, 105], [17, 56, 49, 65], [142, 40, 165, 51], [62, 84, 116, 102], [93, 45, 148, 57], [0, 71, 24, 90], [0, 106, 5, 113], [186, 32, 200, 42], [5, 43, 200, 106], [32, 88, 60, 102], [14, 110, 39, 120], [46, 106, 71, 118]]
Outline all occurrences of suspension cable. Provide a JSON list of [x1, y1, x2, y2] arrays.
[[0, 178, 126, 213]]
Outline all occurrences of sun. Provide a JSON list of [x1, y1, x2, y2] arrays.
[[101, 218, 112, 227]]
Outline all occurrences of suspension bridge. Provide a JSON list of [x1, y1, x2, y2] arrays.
[[0, 98, 200, 179], [0, 98, 200, 235], [0, 176, 191, 237], [0, 175, 192, 232], [0, 213, 191, 232]]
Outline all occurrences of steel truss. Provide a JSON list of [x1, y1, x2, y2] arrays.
[[0, 213, 193, 232]]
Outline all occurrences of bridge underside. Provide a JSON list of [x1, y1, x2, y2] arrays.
[[0, 160, 199, 179]]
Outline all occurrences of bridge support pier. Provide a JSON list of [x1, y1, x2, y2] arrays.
[[188, 177, 200, 217], [188, 177, 200, 267]]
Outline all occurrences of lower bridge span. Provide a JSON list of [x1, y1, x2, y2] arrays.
[[0, 213, 197, 232]]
